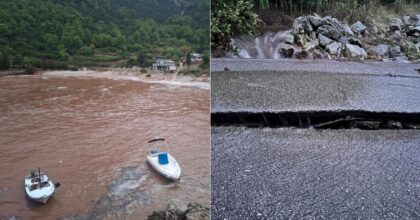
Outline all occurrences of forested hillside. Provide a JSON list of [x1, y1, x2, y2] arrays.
[[0, 0, 209, 70]]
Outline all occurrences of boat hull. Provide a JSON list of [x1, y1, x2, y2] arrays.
[[24, 174, 55, 204], [147, 153, 181, 181]]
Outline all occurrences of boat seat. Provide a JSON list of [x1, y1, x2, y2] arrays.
[[158, 152, 169, 165], [151, 148, 158, 154]]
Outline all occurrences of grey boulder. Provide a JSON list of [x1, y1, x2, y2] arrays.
[[343, 43, 367, 60], [351, 21, 367, 34]]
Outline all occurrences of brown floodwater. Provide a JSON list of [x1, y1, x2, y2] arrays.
[[0, 74, 210, 219]]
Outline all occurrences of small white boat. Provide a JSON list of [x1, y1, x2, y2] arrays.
[[24, 168, 59, 204], [146, 138, 181, 181]]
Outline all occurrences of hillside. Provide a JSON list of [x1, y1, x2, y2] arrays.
[[0, 0, 209, 70]]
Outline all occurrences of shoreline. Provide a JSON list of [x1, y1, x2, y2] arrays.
[[1, 68, 210, 90]]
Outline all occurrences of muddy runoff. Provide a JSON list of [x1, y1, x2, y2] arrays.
[[0, 72, 210, 219]]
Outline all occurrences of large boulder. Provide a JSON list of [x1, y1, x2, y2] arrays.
[[326, 17, 354, 36], [308, 15, 326, 28], [326, 42, 342, 56], [317, 25, 341, 40], [343, 43, 367, 60], [318, 34, 333, 47], [292, 17, 313, 35], [351, 21, 367, 34], [389, 18, 404, 32], [374, 44, 390, 58]]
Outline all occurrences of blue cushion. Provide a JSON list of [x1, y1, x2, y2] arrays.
[[158, 152, 169, 164]]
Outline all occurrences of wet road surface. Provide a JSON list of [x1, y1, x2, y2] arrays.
[[212, 127, 420, 219], [0, 74, 209, 219]]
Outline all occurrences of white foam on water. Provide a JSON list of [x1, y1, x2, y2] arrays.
[[42, 70, 210, 90]]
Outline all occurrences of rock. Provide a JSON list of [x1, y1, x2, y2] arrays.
[[317, 25, 341, 40], [327, 17, 354, 36], [295, 34, 307, 46], [341, 23, 355, 36], [388, 30, 404, 42], [308, 15, 325, 28], [303, 40, 319, 51], [294, 48, 309, 59], [311, 49, 324, 59], [148, 201, 209, 220], [326, 42, 342, 56], [318, 34, 333, 47], [348, 37, 363, 48], [374, 44, 390, 58], [279, 43, 296, 58], [389, 46, 401, 58], [185, 203, 210, 220], [351, 21, 367, 34], [343, 43, 367, 60], [402, 41, 420, 60], [407, 26, 420, 37], [285, 32, 295, 44], [403, 16, 411, 25], [168, 199, 188, 216], [389, 18, 404, 32], [292, 17, 305, 35]]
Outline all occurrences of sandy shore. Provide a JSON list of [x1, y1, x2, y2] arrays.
[[38, 68, 210, 90]]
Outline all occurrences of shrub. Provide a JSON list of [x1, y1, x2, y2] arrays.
[[211, 0, 261, 51]]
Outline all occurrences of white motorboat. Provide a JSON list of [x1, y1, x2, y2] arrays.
[[24, 168, 59, 204], [146, 138, 181, 181]]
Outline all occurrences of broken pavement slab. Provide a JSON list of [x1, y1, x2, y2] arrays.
[[212, 59, 420, 113]]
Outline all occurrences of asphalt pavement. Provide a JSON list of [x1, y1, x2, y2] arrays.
[[212, 127, 420, 219]]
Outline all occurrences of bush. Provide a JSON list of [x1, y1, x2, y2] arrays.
[[78, 46, 94, 56], [211, 0, 261, 51]]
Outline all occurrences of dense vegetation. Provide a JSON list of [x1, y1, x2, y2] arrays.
[[0, 0, 209, 70], [211, 0, 419, 51]]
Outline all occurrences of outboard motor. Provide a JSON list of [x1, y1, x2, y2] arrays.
[[30, 170, 36, 178]]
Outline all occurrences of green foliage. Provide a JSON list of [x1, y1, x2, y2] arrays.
[[0, 0, 209, 70], [211, 0, 261, 51]]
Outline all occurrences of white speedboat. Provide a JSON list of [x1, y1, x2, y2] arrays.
[[146, 138, 181, 181], [24, 169, 59, 204]]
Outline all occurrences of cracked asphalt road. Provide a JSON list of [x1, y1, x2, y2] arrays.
[[211, 59, 420, 219], [211, 127, 420, 219]]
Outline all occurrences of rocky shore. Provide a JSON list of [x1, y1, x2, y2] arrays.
[[232, 14, 420, 62], [147, 199, 210, 220]]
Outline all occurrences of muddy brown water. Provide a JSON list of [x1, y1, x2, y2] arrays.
[[0, 74, 210, 219]]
